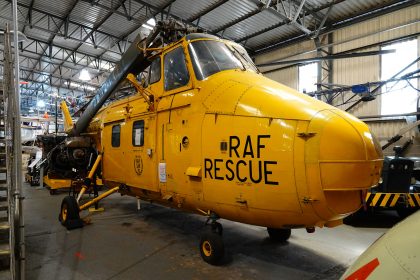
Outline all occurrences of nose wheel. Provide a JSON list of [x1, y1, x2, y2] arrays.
[[199, 215, 225, 265]]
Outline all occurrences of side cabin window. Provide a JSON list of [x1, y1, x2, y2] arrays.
[[164, 47, 189, 91], [149, 57, 161, 85], [132, 120, 144, 147], [111, 125, 120, 147]]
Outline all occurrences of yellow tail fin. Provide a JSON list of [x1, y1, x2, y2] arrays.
[[60, 100, 73, 133]]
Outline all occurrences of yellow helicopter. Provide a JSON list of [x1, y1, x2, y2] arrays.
[[40, 20, 383, 265]]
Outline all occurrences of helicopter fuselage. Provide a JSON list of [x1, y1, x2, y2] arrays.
[[82, 35, 382, 230]]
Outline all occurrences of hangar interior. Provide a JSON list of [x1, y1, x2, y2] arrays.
[[0, 0, 419, 279]]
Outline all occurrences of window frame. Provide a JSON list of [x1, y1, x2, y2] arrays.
[[380, 39, 418, 115], [132, 120, 145, 147], [163, 46, 190, 92], [148, 57, 161, 85], [111, 124, 121, 147], [298, 62, 318, 94]]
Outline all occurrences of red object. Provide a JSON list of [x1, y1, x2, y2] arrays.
[[345, 258, 380, 280], [19, 81, 29, 85], [74, 252, 85, 260]]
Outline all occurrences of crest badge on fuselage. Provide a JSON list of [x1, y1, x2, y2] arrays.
[[134, 155, 143, 176]]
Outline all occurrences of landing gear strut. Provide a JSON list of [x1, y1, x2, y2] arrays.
[[199, 213, 224, 265]]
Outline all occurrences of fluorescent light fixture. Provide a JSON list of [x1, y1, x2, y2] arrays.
[[37, 100, 45, 108], [142, 18, 156, 30], [79, 69, 91, 81]]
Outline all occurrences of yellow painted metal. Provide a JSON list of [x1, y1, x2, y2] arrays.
[[407, 194, 416, 207], [79, 187, 120, 211], [44, 176, 71, 190], [389, 194, 399, 207], [380, 193, 391, 207], [412, 193, 420, 205], [60, 100, 73, 133], [81, 36, 383, 229], [77, 155, 103, 202], [126, 73, 153, 108], [88, 154, 102, 179], [202, 241, 212, 257], [61, 205, 68, 221]]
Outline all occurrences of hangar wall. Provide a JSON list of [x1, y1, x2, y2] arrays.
[[256, 5, 420, 139]]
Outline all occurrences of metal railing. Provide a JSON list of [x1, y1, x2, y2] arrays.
[[3, 22, 25, 280]]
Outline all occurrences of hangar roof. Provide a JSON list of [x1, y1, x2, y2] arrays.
[[0, 0, 416, 114]]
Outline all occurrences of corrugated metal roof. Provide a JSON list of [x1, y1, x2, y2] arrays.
[[70, 1, 110, 28], [170, 0, 220, 21], [199, 0, 259, 32], [33, 0, 78, 18], [223, 8, 281, 41], [245, 24, 300, 50], [1, 0, 413, 113], [99, 12, 141, 37]]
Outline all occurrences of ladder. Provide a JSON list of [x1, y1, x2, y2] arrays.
[[0, 24, 25, 280], [0, 87, 11, 276]]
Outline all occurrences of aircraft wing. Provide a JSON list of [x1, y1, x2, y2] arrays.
[[341, 211, 420, 280]]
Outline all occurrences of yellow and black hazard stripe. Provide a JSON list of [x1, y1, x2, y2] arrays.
[[365, 192, 420, 208], [407, 193, 420, 207], [365, 193, 400, 207]]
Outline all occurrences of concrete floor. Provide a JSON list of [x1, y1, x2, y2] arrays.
[[23, 183, 396, 280]]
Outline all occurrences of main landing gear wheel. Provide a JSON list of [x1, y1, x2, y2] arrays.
[[59, 196, 83, 230], [199, 231, 225, 265], [267, 228, 291, 242]]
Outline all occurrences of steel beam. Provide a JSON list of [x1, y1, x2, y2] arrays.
[[254, 0, 418, 54]]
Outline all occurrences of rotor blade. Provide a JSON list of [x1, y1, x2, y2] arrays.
[[257, 49, 396, 67]]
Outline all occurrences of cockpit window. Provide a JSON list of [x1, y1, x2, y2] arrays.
[[188, 40, 243, 80], [164, 47, 190, 91], [230, 44, 259, 73], [149, 57, 161, 85]]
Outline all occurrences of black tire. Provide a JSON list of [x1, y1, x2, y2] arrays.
[[267, 228, 291, 242], [59, 196, 80, 225], [396, 208, 417, 219], [199, 232, 225, 265]]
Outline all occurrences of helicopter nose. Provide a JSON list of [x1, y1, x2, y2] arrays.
[[308, 109, 383, 189], [304, 109, 383, 220]]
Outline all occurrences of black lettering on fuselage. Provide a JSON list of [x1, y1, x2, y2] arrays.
[[214, 159, 224, 180], [225, 159, 234, 181], [237, 160, 247, 182], [229, 136, 240, 157], [243, 135, 254, 158], [264, 161, 279, 185], [249, 160, 262, 183], [205, 135, 279, 185], [257, 135, 270, 158], [204, 158, 213, 179]]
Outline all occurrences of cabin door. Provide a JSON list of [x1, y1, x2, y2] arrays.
[[126, 115, 159, 191], [102, 121, 128, 183]]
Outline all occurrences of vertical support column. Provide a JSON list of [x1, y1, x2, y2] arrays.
[[314, 33, 333, 104], [12, 0, 25, 277]]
